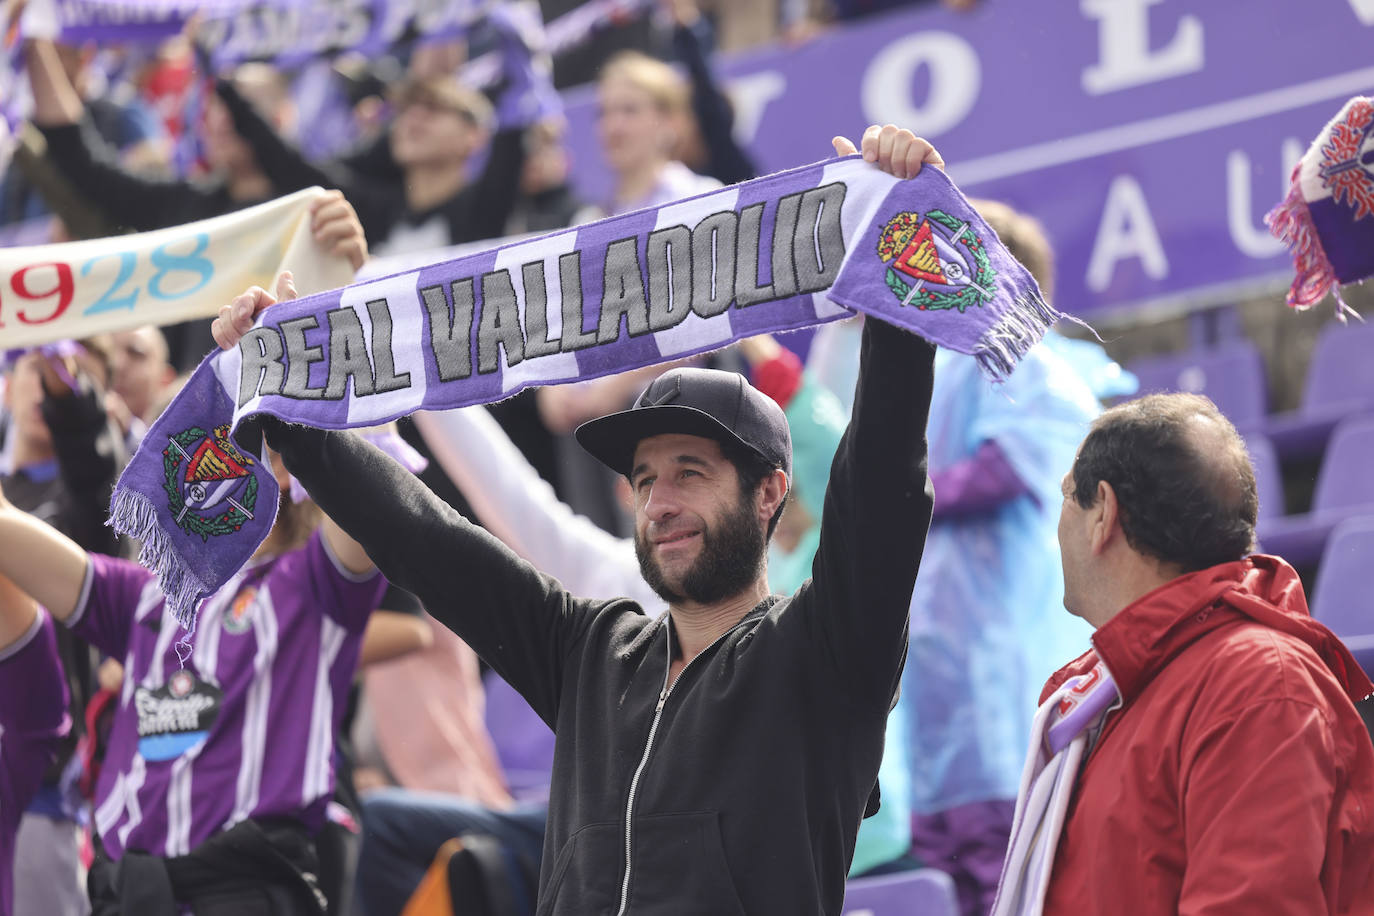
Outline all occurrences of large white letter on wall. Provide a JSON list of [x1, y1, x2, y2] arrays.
[[860, 32, 981, 137], [1081, 0, 1204, 94], [1086, 175, 1170, 292], [1347, 0, 1374, 24], [725, 71, 787, 145], [1227, 139, 1305, 259]]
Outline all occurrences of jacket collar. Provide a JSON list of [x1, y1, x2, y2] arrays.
[[621, 596, 778, 664], [1042, 555, 1374, 706]]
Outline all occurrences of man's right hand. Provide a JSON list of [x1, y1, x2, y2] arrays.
[[832, 124, 944, 180], [211, 270, 297, 350]]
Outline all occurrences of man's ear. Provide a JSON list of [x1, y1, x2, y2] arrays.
[[1089, 480, 1120, 555], [756, 469, 789, 524]]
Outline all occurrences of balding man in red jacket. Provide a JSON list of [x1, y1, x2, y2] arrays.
[[993, 392, 1373, 916]]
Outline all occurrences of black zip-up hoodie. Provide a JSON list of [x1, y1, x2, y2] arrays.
[[265, 320, 936, 915]]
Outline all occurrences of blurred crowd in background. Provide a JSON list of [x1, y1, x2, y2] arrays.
[[0, 0, 1371, 914]]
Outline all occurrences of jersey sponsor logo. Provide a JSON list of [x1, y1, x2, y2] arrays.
[[162, 423, 259, 541], [134, 670, 222, 761], [877, 210, 997, 312]]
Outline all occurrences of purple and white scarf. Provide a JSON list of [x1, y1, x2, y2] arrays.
[[1266, 96, 1374, 316], [109, 155, 1067, 630], [990, 657, 1121, 916]]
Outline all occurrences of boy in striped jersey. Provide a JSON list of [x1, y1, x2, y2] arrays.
[[0, 449, 385, 915]]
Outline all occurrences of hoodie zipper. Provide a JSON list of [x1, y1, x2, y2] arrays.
[[614, 614, 754, 916]]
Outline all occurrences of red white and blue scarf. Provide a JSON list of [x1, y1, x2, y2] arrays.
[[1267, 96, 1374, 315]]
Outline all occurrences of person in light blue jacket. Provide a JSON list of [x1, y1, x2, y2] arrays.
[[807, 200, 1133, 915]]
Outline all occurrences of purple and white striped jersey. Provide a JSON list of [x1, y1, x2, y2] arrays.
[[1, 608, 70, 916], [65, 531, 384, 860]]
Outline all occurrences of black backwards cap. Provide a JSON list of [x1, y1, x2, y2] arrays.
[[574, 367, 793, 482]]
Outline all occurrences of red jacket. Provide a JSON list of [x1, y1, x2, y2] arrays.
[[1041, 556, 1374, 915]]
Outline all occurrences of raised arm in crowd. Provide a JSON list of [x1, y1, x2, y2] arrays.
[[209, 17, 551, 254], [25, 38, 274, 231]]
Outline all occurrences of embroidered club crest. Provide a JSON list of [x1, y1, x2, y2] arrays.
[[1318, 97, 1374, 221], [877, 210, 997, 312], [163, 424, 259, 541]]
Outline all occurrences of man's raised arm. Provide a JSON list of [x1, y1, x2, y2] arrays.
[[798, 126, 940, 707]]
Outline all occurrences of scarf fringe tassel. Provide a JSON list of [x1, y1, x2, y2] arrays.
[[973, 291, 1072, 382], [108, 487, 207, 638], [1264, 178, 1361, 320]]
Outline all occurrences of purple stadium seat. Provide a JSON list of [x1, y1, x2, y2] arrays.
[[1245, 434, 1284, 521], [843, 868, 959, 916], [1265, 319, 1374, 459], [1310, 516, 1374, 678], [1257, 415, 1374, 567], [1126, 340, 1267, 429]]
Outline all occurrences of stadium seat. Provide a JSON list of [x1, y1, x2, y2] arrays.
[[1126, 340, 1267, 430], [1257, 416, 1374, 567], [1309, 516, 1374, 678], [843, 868, 960, 916], [1245, 433, 1284, 521], [1264, 319, 1374, 459]]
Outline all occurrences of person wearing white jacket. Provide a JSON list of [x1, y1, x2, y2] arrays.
[[413, 406, 664, 612], [353, 405, 661, 915]]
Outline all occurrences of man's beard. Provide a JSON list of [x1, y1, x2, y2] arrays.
[[635, 494, 766, 605]]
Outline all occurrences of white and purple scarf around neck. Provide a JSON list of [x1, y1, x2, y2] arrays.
[[1266, 96, 1374, 316], [110, 154, 1066, 630], [990, 657, 1121, 916]]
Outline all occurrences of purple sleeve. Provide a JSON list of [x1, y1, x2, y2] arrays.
[[1, 609, 71, 825], [930, 441, 1033, 520], [66, 553, 157, 661], [303, 531, 387, 634]]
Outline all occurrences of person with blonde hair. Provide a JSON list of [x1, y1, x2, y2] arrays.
[[556, 49, 728, 534], [582, 50, 721, 220]]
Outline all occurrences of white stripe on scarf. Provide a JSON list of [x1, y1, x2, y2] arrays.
[[990, 657, 1121, 916]]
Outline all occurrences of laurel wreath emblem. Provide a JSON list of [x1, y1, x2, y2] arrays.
[[162, 427, 259, 541], [878, 209, 997, 313]]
